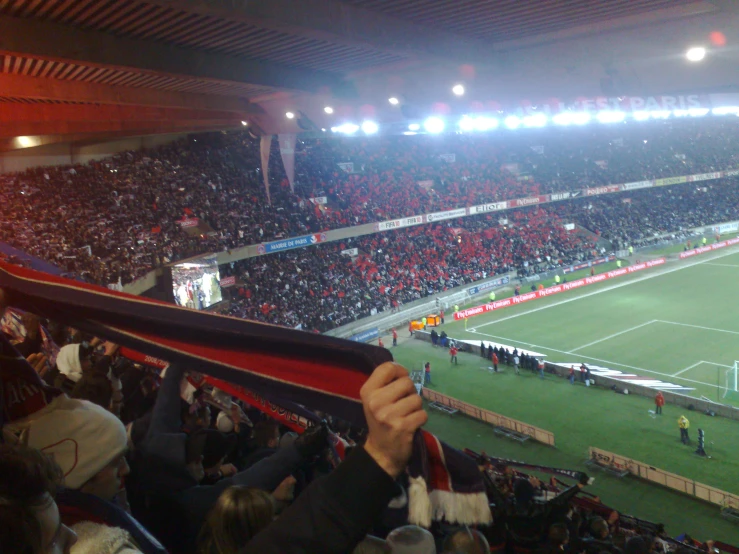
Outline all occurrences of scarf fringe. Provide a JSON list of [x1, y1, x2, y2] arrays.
[[408, 476, 493, 528]]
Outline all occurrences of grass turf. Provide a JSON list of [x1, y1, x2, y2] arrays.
[[390, 247, 739, 542]]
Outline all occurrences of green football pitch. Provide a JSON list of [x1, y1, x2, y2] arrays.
[[390, 246, 739, 541]]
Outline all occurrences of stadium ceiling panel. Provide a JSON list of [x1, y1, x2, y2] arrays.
[[0, 0, 736, 148]]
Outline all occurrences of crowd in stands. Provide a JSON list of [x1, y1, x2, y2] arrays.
[[225, 206, 593, 332], [2, 118, 739, 286], [559, 178, 739, 251], [0, 293, 732, 554]]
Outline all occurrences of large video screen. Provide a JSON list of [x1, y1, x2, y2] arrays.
[[172, 255, 222, 310]]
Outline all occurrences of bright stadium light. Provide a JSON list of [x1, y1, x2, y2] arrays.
[[596, 111, 626, 123], [633, 111, 651, 121], [408, 123, 421, 131], [686, 46, 706, 62], [459, 116, 475, 132], [241, 120, 248, 126], [324, 106, 334, 114], [503, 115, 521, 129], [689, 108, 709, 117], [403, 131, 418, 135], [650, 111, 671, 119], [388, 97, 399, 105], [571, 112, 591, 125], [334, 123, 359, 134], [452, 84, 465, 96], [552, 113, 573, 125], [361, 120, 379, 134], [424, 117, 445, 134], [712, 106, 739, 115], [285, 111, 295, 119], [523, 113, 547, 127], [475, 116, 498, 131]]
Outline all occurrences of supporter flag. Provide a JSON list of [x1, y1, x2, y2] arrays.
[[0, 262, 392, 426]]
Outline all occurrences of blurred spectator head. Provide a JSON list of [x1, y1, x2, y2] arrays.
[[181, 399, 211, 432], [55, 343, 93, 383], [0, 444, 78, 554], [7, 397, 129, 501], [216, 410, 235, 433], [353, 535, 391, 553], [624, 536, 649, 554], [186, 429, 236, 480], [386, 525, 436, 554], [514, 478, 536, 512], [442, 527, 490, 553], [254, 420, 280, 449], [197, 486, 274, 554], [547, 523, 569, 549], [590, 517, 610, 540], [70, 372, 113, 411]]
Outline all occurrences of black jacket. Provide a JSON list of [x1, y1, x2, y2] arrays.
[[241, 446, 398, 554]]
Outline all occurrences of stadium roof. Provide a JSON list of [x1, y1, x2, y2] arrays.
[[1, 0, 739, 149]]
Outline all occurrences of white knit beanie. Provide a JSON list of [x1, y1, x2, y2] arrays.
[[57, 344, 84, 383], [71, 521, 142, 554], [5, 395, 127, 489]]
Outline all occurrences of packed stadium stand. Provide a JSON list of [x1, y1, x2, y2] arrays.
[[5, 0, 739, 552]]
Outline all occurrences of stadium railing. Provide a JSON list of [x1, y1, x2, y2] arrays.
[[421, 388, 555, 446], [588, 447, 739, 513]]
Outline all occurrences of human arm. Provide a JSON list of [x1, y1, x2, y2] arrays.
[[140, 364, 187, 467], [239, 362, 427, 554]]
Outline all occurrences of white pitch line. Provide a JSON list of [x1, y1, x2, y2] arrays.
[[702, 263, 739, 268], [570, 320, 657, 352], [656, 320, 739, 336], [474, 247, 739, 330], [674, 361, 705, 376], [468, 329, 722, 390]]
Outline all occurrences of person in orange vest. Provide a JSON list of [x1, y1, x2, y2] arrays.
[[537, 283, 544, 291], [655, 391, 665, 415], [449, 344, 458, 365], [378, 337, 384, 348], [392, 328, 398, 347], [440, 309, 445, 325], [408, 321, 413, 337], [492, 352, 499, 373]]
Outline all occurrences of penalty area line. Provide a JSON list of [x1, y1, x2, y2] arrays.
[[468, 329, 720, 390]]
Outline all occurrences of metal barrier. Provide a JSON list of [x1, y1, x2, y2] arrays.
[[588, 447, 739, 510]]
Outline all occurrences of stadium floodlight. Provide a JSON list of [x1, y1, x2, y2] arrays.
[[424, 117, 445, 134], [285, 111, 295, 119], [452, 84, 465, 96], [459, 116, 476, 132], [650, 111, 671, 119], [324, 106, 334, 114], [596, 111, 626, 123], [633, 111, 650, 121], [403, 131, 418, 136], [523, 113, 547, 127], [712, 106, 739, 115], [688, 108, 710, 117], [408, 123, 421, 131], [571, 112, 591, 125], [333, 123, 359, 134], [388, 97, 400, 105], [552, 113, 573, 125], [686, 46, 706, 62], [503, 115, 521, 129], [475, 116, 498, 131], [361, 120, 379, 134]]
